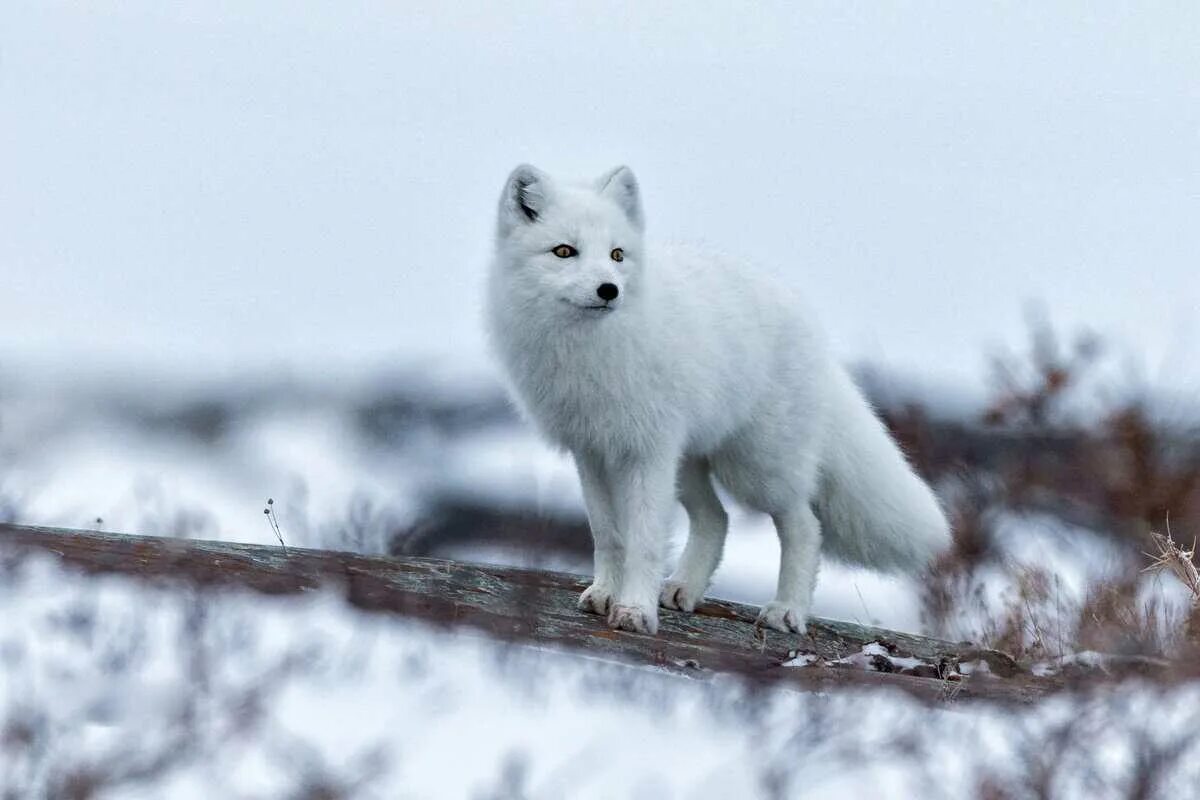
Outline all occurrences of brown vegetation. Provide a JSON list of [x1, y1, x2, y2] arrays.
[[881, 316, 1200, 664]]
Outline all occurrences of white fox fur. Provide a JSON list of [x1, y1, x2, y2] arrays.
[[486, 164, 950, 635]]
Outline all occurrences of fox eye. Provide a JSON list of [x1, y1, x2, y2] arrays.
[[552, 244, 577, 258], [610, 248, 624, 262]]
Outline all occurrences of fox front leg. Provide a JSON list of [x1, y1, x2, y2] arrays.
[[605, 450, 679, 635], [574, 451, 621, 616]]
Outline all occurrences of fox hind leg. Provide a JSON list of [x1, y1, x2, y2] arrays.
[[660, 457, 728, 613], [757, 505, 822, 633]]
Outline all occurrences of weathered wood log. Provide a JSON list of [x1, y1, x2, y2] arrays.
[[0, 523, 1052, 703]]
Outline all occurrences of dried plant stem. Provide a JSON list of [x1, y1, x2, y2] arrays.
[[263, 498, 288, 554], [1143, 517, 1199, 605]]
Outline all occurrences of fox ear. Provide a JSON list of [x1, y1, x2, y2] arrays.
[[499, 164, 549, 231], [595, 165, 643, 231]]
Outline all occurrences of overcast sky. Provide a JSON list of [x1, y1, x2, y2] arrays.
[[2, 2, 1197, 396]]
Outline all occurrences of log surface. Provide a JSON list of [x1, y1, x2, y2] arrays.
[[0, 523, 1052, 703]]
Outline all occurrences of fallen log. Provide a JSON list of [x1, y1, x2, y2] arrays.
[[0, 523, 1052, 702]]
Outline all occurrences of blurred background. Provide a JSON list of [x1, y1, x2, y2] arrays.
[[3, 0, 1197, 635], [2, 4, 1200, 796]]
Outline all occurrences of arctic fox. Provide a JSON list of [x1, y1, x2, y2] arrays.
[[486, 164, 950, 635]]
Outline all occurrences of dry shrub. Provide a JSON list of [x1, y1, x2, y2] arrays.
[[899, 313, 1200, 664], [1075, 576, 1165, 656], [1143, 524, 1200, 653]]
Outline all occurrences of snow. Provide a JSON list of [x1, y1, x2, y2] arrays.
[[0, 4, 1196, 792], [0, 375, 931, 632], [854, 642, 928, 672], [782, 652, 820, 668], [958, 659, 994, 677], [3, 555, 1199, 799], [784, 642, 942, 676], [2, 375, 1199, 797], [931, 509, 1198, 656], [1029, 651, 1173, 679]]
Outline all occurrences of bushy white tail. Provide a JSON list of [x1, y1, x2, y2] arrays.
[[814, 370, 951, 573]]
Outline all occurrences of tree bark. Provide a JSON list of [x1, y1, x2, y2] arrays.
[[0, 523, 1052, 703]]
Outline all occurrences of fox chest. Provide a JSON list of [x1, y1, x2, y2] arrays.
[[510, 343, 676, 454]]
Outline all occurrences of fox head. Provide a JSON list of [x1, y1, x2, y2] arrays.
[[493, 164, 644, 318]]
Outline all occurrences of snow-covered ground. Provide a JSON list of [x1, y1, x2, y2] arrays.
[[4, 554, 1200, 800], [0, 370, 932, 632], [3, 370, 1199, 797], [3, 368, 1195, 646], [3, 5, 1197, 793], [3, 367, 1198, 798]]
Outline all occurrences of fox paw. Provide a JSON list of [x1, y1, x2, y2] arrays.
[[578, 583, 615, 616], [756, 601, 808, 634], [608, 603, 659, 635], [659, 579, 705, 612]]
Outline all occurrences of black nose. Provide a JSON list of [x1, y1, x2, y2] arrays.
[[596, 283, 619, 302]]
